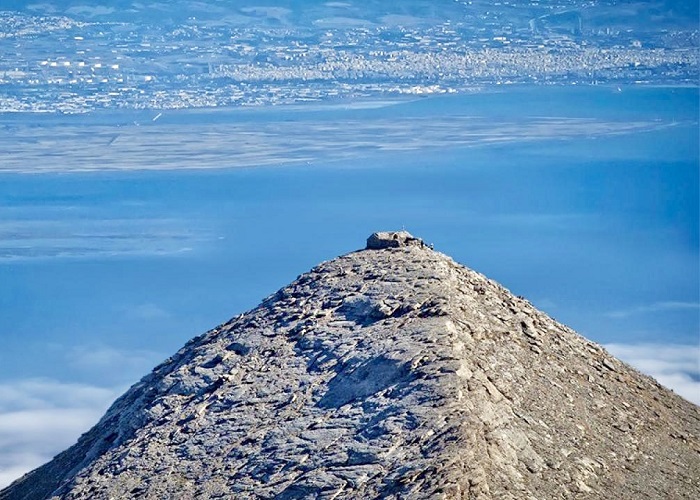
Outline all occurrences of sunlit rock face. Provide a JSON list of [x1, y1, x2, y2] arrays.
[[2, 234, 699, 499]]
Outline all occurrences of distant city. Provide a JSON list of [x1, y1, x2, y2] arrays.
[[0, 0, 697, 113]]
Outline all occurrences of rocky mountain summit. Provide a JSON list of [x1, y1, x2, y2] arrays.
[[3, 232, 699, 499]]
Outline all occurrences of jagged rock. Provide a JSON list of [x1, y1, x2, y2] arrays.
[[2, 234, 699, 499]]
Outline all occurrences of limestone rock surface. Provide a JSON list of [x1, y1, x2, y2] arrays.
[[2, 235, 699, 499]]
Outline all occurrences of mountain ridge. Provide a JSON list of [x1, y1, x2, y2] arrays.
[[2, 232, 699, 499]]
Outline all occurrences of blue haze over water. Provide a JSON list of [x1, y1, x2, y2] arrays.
[[0, 86, 697, 385]]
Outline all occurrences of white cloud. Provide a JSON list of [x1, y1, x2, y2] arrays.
[[605, 301, 699, 319], [0, 408, 104, 447], [0, 218, 211, 261], [0, 378, 118, 413], [0, 343, 165, 489], [66, 345, 164, 375], [0, 379, 121, 489], [0, 116, 667, 173], [605, 343, 700, 405], [127, 303, 171, 321]]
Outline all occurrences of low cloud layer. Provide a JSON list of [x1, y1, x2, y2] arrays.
[[605, 343, 700, 405], [605, 301, 699, 319], [0, 343, 166, 489], [65, 344, 165, 377], [0, 218, 212, 261], [0, 379, 121, 489], [0, 116, 674, 173]]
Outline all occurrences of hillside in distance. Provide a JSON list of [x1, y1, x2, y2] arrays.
[[5, 1, 699, 28], [1, 0, 697, 112], [1, 232, 698, 499]]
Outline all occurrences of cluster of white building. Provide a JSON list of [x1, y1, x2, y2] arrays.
[[0, 10, 696, 113]]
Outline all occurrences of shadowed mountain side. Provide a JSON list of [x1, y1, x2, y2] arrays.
[[2, 232, 699, 499]]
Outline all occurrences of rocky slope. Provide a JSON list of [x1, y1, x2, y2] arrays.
[[2, 232, 699, 499]]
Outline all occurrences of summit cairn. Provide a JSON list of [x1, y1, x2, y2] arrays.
[[366, 230, 424, 249], [2, 234, 699, 499]]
